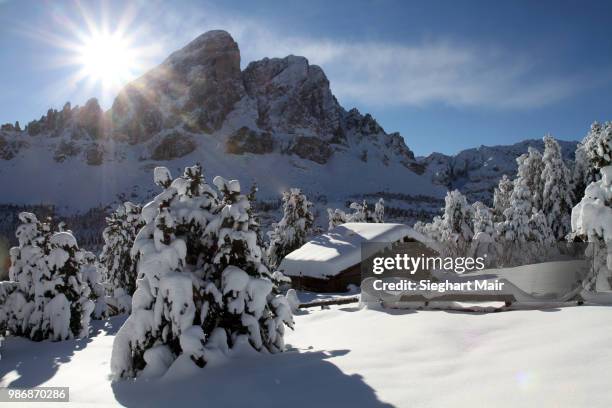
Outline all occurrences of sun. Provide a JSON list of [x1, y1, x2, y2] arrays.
[[75, 31, 138, 89]]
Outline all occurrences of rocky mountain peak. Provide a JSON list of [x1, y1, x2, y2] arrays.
[[164, 29, 241, 81], [243, 54, 341, 139], [3, 30, 421, 171]]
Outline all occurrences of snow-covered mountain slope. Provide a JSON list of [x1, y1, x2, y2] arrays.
[[418, 139, 578, 203], [0, 30, 443, 219]]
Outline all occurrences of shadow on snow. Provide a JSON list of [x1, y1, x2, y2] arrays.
[[112, 348, 394, 408], [0, 315, 126, 388]]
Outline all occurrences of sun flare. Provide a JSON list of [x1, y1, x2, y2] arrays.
[[76, 31, 138, 88]]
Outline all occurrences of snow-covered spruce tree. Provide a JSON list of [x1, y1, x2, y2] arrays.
[[211, 176, 293, 355], [246, 183, 265, 247], [497, 153, 537, 244], [111, 165, 293, 380], [572, 123, 611, 204], [4, 213, 93, 341], [438, 190, 473, 256], [541, 134, 574, 240], [573, 140, 596, 205], [571, 121, 612, 291], [0, 280, 19, 342], [523, 147, 545, 212], [497, 153, 555, 264], [99, 202, 143, 315], [347, 201, 368, 222], [81, 251, 106, 319], [327, 208, 347, 230], [267, 188, 314, 269], [373, 198, 385, 223], [493, 175, 513, 222], [2, 213, 47, 337], [470, 202, 496, 259], [527, 210, 555, 247], [496, 157, 533, 266], [42, 231, 94, 340]]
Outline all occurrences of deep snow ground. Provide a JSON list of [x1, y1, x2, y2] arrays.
[[1, 305, 611, 407]]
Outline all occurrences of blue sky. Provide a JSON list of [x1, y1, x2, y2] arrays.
[[0, 0, 611, 155]]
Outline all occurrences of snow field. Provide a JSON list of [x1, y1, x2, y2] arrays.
[[1, 305, 611, 407]]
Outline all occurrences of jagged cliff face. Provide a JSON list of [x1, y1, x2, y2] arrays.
[[8, 30, 418, 169], [104, 30, 418, 167], [0, 30, 440, 214], [111, 30, 244, 143]]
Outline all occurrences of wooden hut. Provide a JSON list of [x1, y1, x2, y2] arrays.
[[278, 223, 435, 293]]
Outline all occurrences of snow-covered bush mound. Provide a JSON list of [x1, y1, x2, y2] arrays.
[[99, 202, 144, 315], [1, 213, 94, 341], [111, 165, 293, 380]]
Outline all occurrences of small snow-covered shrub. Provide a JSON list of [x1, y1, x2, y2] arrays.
[[2, 213, 93, 341], [326, 198, 385, 230], [111, 165, 293, 380], [267, 188, 314, 268], [327, 208, 347, 230]]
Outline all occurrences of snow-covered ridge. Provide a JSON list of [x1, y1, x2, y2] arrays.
[[418, 138, 579, 203]]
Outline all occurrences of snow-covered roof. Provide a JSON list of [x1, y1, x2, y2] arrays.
[[279, 223, 433, 279]]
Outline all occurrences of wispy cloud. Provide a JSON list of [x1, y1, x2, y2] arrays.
[[37, 1, 598, 111], [218, 21, 589, 110]]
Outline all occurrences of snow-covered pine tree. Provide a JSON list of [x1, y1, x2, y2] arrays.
[[373, 198, 385, 223], [347, 201, 368, 222], [493, 175, 513, 222], [498, 153, 537, 244], [438, 190, 473, 254], [3, 213, 93, 341], [527, 210, 555, 247], [583, 121, 612, 169], [470, 201, 496, 260], [327, 208, 347, 230], [498, 151, 556, 264], [523, 147, 545, 212], [573, 141, 596, 205], [111, 165, 293, 380], [211, 176, 293, 354], [81, 251, 106, 319], [267, 188, 314, 269], [541, 134, 574, 240], [246, 183, 265, 247], [2, 213, 46, 337], [99, 202, 143, 315], [571, 121, 612, 291], [43, 231, 94, 340], [0, 280, 19, 342]]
